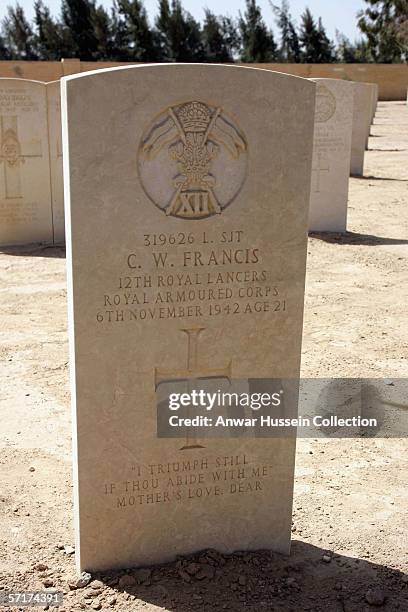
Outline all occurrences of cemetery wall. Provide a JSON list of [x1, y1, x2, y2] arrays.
[[0, 60, 406, 100]]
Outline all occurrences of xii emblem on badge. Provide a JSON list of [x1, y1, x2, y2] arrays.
[[138, 101, 248, 219]]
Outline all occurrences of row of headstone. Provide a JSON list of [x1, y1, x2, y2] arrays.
[[0, 69, 381, 574], [309, 79, 378, 232], [0, 74, 377, 248], [0, 78, 64, 247]]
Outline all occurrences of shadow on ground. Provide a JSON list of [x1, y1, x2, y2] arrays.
[[0, 244, 66, 258], [87, 543, 407, 612], [309, 231, 408, 246], [350, 175, 408, 182]]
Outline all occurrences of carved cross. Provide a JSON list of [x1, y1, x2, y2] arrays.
[[155, 327, 232, 450], [312, 153, 330, 193]]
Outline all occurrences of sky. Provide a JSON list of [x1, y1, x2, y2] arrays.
[[9, 0, 366, 43]]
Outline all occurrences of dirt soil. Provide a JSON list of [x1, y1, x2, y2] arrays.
[[0, 102, 407, 612]]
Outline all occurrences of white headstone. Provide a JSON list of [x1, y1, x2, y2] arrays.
[[0, 78, 53, 246], [62, 64, 316, 572], [371, 84, 379, 121], [46, 80, 65, 244], [365, 83, 377, 148], [350, 82, 373, 176], [309, 78, 354, 232]]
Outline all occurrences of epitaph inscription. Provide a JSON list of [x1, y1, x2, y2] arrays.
[[104, 454, 273, 509]]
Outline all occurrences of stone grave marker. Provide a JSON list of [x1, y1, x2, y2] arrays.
[[309, 78, 354, 232], [371, 83, 379, 122], [350, 82, 373, 176], [62, 64, 316, 572], [0, 78, 53, 246], [365, 83, 377, 148], [46, 80, 65, 244]]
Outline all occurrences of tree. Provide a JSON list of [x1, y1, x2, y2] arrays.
[[113, 0, 158, 61], [298, 8, 335, 62], [2, 4, 37, 60], [60, 0, 98, 60], [202, 10, 239, 62], [0, 0, 401, 65], [110, 1, 129, 59], [155, 0, 204, 62], [33, 0, 64, 60], [92, 3, 115, 60], [336, 32, 371, 63], [298, 8, 319, 62], [0, 34, 11, 60], [271, 0, 300, 62], [317, 18, 336, 62], [155, 0, 172, 60], [239, 0, 277, 62], [358, 0, 408, 62]]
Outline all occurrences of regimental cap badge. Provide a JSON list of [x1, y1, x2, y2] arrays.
[[315, 84, 336, 123], [138, 100, 248, 219], [1, 128, 22, 167]]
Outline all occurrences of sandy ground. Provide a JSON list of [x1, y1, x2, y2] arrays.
[[0, 102, 407, 612]]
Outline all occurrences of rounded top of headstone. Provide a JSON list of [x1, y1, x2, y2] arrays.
[[62, 62, 316, 89], [0, 77, 47, 86]]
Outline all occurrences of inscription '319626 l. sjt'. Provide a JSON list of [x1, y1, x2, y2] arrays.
[[138, 101, 248, 219]]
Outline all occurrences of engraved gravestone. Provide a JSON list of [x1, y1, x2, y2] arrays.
[[365, 83, 377, 149], [309, 79, 354, 232], [0, 78, 53, 246], [371, 83, 378, 121], [46, 80, 65, 244], [62, 64, 316, 572], [350, 82, 373, 176]]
